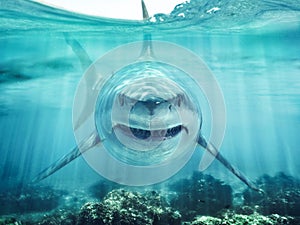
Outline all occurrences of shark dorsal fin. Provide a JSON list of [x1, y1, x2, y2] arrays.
[[141, 0, 149, 20]]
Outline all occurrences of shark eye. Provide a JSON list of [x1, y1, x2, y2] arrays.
[[130, 127, 151, 139], [165, 125, 182, 138]]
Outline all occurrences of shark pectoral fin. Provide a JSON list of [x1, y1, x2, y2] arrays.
[[64, 33, 92, 70], [64, 33, 97, 131], [197, 134, 262, 192], [32, 131, 101, 183]]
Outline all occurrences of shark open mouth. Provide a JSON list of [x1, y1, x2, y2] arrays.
[[114, 124, 188, 141]]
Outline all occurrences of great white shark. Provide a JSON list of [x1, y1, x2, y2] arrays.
[[33, 0, 261, 192]]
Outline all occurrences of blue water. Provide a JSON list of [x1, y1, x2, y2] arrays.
[[0, 0, 300, 194]]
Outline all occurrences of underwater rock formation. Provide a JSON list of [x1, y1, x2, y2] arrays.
[[168, 171, 232, 220], [0, 217, 23, 225], [243, 172, 300, 216], [36, 209, 77, 225], [2, 173, 300, 224], [78, 189, 181, 225], [189, 216, 222, 225], [0, 185, 67, 215], [187, 211, 295, 225], [88, 179, 122, 200]]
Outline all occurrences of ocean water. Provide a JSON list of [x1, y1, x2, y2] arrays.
[[1, 0, 300, 223]]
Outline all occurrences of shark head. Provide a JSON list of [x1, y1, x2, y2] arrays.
[[95, 62, 201, 166]]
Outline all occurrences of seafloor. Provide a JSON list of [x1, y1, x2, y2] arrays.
[[0, 172, 300, 225]]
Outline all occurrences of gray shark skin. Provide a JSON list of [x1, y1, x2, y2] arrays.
[[32, 0, 262, 193]]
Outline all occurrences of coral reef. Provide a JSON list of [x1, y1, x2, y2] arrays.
[[78, 189, 181, 225], [243, 172, 300, 216], [168, 171, 232, 220]]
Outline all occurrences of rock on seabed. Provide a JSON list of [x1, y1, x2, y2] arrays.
[[77, 189, 181, 225]]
